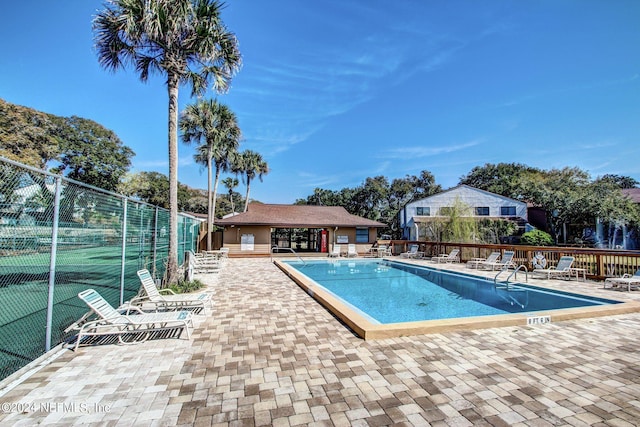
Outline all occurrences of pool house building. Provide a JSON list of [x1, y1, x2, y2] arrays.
[[399, 185, 529, 240], [215, 203, 387, 256]]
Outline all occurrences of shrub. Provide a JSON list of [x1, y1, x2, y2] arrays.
[[169, 278, 205, 294], [520, 230, 554, 246]]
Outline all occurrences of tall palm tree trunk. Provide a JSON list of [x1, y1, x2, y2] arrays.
[[211, 168, 222, 242], [206, 155, 213, 251], [244, 177, 252, 212], [166, 74, 179, 285]]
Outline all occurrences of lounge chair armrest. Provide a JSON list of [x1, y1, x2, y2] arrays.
[[122, 305, 145, 315], [128, 295, 150, 305], [64, 310, 96, 333], [158, 288, 178, 295]]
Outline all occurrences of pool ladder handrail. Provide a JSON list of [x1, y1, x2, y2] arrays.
[[493, 264, 529, 308], [494, 264, 528, 288], [271, 246, 306, 265]]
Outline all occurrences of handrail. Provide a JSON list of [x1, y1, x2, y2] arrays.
[[493, 264, 529, 308], [494, 265, 514, 285], [271, 246, 306, 265], [506, 264, 528, 284]]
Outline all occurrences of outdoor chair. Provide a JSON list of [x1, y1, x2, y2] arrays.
[[329, 244, 342, 257], [432, 248, 459, 263], [377, 244, 392, 257], [604, 269, 640, 291], [467, 251, 500, 269], [131, 269, 213, 314], [73, 289, 193, 351], [346, 244, 358, 258], [190, 250, 222, 273], [480, 251, 515, 270], [401, 244, 424, 259], [531, 256, 575, 280]]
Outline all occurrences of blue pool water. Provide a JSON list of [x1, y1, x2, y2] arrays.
[[285, 259, 620, 324]]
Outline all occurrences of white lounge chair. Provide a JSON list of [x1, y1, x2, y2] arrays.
[[329, 244, 342, 257], [74, 289, 193, 350], [190, 250, 222, 273], [531, 256, 575, 280], [346, 244, 358, 258], [604, 269, 640, 291], [432, 248, 459, 263], [377, 244, 392, 257], [219, 247, 229, 258], [401, 244, 423, 259], [480, 251, 515, 270], [132, 269, 213, 314], [467, 252, 500, 269]]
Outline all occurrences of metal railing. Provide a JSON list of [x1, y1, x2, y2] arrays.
[[0, 156, 200, 381], [387, 240, 640, 280], [270, 246, 306, 265], [495, 264, 528, 286]]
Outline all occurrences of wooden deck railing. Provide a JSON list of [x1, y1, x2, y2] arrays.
[[386, 240, 640, 280]]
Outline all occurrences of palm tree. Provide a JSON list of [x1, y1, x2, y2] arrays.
[[94, 0, 241, 283], [234, 150, 269, 212], [221, 176, 239, 213], [180, 99, 240, 251]]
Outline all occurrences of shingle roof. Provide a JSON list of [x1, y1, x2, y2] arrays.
[[215, 203, 387, 228], [622, 188, 640, 203]]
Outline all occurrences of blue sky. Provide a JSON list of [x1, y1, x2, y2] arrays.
[[1, 1, 639, 204]]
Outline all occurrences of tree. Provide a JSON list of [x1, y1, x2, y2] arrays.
[[576, 178, 640, 248], [233, 150, 268, 211], [221, 176, 239, 213], [387, 171, 441, 237], [94, 0, 241, 283], [180, 99, 240, 250], [598, 174, 639, 189], [420, 198, 478, 243], [531, 167, 590, 243], [119, 171, 193, 211], [459, 162, 542, 200], [0, 99, 61, 169], [520, 230, 554, 246], [52, 116, 134, 192]]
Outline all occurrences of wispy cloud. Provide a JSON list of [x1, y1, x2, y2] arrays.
[[381, 140, 483, 159], [235, 9, 506, 157], [499, 73, 640, 109]]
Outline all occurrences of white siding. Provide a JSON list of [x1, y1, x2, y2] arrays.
[[400, 185, 528, 239]]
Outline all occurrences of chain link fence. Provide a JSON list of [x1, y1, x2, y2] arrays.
[[0, 156, 200, 381]]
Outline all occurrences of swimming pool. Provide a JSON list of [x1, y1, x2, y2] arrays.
[[275, 258, 640, 339]]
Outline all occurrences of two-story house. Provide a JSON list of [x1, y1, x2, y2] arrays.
[[399, 185, 528, 240]]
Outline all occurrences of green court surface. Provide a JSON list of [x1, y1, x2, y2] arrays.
[[0, 245, 150, 381]]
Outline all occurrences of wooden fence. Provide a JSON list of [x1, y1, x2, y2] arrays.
[[387, 241, 640, 280]]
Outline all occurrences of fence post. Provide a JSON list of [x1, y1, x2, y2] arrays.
[[152, 206, 158, 278], [45, 176, 63, 352], [119, 198, 128, 305]]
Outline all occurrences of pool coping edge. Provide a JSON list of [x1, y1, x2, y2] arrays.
[[273, 259, 640, 340]]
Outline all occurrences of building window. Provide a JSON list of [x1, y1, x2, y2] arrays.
[[475, 207, 490, 216], [439, 207, 453, 216], [500, 206, 516, 216], [356, 228, 369, 243], [416, 207, 430, 216]]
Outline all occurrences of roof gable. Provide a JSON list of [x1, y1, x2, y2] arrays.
[[407, 184, 526, 207], [622, 188, 640, 203], [215, 203, 386, 228]]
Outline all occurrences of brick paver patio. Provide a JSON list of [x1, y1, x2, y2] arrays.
[[1, 257, 640, 426]]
